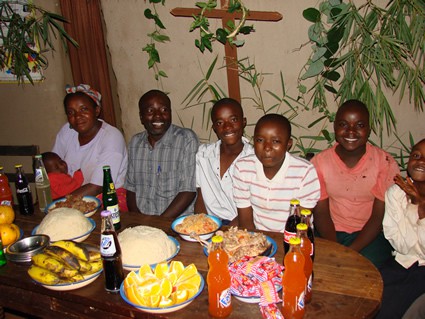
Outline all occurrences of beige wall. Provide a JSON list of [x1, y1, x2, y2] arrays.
[[0, 0, 423, 169]]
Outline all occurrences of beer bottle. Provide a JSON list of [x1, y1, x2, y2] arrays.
[[208, 235, 232, 317], [102, 166, 121, 230], [0, 236, 7, 267], [282, 237, 306, 319], [300, 209, 315, 261], [0, 166, 13, 206], [34, 155, 52, 212], [100, 210, 124, 293], [283, 199, 301, 255], [297, 223, 313, 304], [14, 164, 34, 215]]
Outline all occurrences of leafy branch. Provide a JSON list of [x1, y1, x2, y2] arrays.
[[142, 0, 170, 88], [0, 1, 78, 84]]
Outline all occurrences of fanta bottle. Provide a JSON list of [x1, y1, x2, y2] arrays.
[[300, 209, 315, 261], [282, 237, 306, 319], [0, 166, 13, 206], [208, 235, 232, 317], [297, 223, 313, 304]]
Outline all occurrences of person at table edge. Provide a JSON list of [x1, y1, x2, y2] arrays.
[[125, 89, 199, 218]]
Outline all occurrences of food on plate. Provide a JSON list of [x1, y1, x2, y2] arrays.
[[35, 208, 92, 241], [49, 195, 98, 214], [174, 213, 219, 235], [123, 261, 202, 308], [27, 240, 102, 285], [118, 226, 176, 266], [211, 227, 271, 263]]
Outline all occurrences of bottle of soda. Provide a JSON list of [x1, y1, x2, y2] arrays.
[[0, 236, 7, 267], [282, 237, 306, 319], [100, 210, 124, 293], [284, 199, 301, 256], [208, 235, 232, 317], [300, 209, 315, 261], [102, 166, 121, 230], [34, 155, 52, 212], [297, 223, 313, 304], [0, 166, 13, 206], [14, 164, 34, 215]]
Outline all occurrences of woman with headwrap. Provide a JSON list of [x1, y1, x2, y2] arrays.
[[52, 84, 128, 211]]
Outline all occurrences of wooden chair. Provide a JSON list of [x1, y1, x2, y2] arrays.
[[0, 145, 40, 183]]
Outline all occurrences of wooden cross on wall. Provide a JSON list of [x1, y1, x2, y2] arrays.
[[171, 1, 282, 103]]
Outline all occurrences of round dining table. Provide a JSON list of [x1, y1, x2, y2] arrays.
[[0, 207, 383, 318]]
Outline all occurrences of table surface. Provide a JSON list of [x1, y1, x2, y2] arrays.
[[0, 208, 383, 319]]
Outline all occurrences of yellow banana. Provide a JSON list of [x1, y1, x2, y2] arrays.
[[77, 259, 92, 273], [87, 259, 103, 274], [28, 265, 60, 285], [51, 240, 90, 262], [44, 245, 80, 270], [32, 253, 66, 274], [88, 250, 101, 261], [59, 266, 80, 279]]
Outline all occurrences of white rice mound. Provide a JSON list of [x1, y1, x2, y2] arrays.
[[36, 207, 92, 241], [118, 225, 176, 265]]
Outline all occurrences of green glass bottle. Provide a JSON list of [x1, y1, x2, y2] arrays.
[[0, 236, 7, 267], [102, 166, 121, 230]]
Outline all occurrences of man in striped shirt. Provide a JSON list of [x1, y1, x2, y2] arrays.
[[233, 114, 320, 232]]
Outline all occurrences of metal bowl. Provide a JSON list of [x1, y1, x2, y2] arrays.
[[5, 235, 50, 263]]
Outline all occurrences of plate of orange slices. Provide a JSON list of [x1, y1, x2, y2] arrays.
[[120, 261, 204, 314]]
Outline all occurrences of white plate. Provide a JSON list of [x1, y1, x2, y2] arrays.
[[45, 196, 101, 217], [31, 218, 96, 243], [122, 236, 180, 271], [36, 269, 102, 291], [232, 285, 282, 304], [119, 270, 205, 314], [171, 214, 222, 242]]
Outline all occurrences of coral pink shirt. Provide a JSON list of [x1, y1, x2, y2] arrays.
[[311, 143, 399, 233]]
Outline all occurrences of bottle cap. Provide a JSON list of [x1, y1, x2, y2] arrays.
[[0, 166, 3, 170], [103, 165, 111, 170], [15, 164, 22, 168], [290, 199, 300, 205], [289, 237, 301, 245], [300, 209, 312, 216], [212, 235, 223, 243], [101, 210, 112, 217], [35, 154, 42, 159], [296, 223, 308, 231]]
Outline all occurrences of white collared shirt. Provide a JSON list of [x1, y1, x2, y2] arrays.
[[196, 137, 254, 220]]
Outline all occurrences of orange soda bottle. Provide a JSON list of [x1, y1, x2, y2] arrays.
[[282, 237, 306, 319], [300, 209, 315, 261], [0, 166, 13, 206], [297, 223, 313, 304], [208, 235, 232, 317]]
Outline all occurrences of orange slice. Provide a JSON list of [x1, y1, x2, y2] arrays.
[[158, 296, 174, 308], [169, 260, 185, 277], [154, 262, 169, 280], [139, 264, 154, 278], [177, 273, 202, 289], [124, 271, 142, 291], [176, 263, 198, 284], [159, 278, 173, 298], [171, 289, 188, 304]]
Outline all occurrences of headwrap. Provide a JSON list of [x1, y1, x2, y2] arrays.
[[65, 84, 102, 106]]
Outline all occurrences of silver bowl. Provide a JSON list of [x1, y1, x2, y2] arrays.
[[6, 235, 50, 263]]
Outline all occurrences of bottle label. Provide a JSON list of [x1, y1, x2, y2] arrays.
[[106, 204, 120, 225], [297, 291, 305, 310], [17, 187, 30, 194], [218, 288, 231, 308], [310, 243, 314, 257], [100, 234, 117, 257], [283, 230, 296, 244], [109, 183, 115, 190], [0, 200, 11, 206], [35, 169, 43, 184], [307, 274, 313, 293]]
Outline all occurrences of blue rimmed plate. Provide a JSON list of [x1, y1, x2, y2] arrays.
[[34, 269, 103, 291], [45, 196, 101, 217], [32, 217, 96, 243], [171, 214, 222, 242], [122, 236, 181, 271]]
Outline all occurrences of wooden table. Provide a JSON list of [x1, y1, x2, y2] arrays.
[[0, 208, 383, 318]]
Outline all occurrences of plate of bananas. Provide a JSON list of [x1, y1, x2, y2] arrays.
[[27, 240, 103, 291]]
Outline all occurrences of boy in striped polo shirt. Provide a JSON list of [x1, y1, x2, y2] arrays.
[[233, 114, 320, 232]]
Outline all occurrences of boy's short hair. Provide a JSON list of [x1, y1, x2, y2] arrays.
[[338, 99, 370, 118], [211, 98, 244, 117], [255, 113, 291, 137]]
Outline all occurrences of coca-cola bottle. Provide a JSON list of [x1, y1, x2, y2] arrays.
[[100, 210, 124, 293], [15, 164, 34, 215], [283, 199, 301, 256]]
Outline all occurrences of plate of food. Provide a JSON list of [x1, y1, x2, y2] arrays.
[[120, 261, 204, 314], [118, 226, 181, 271], [202, 227, 277, 263], [171, 214, 221, 242], [45, 195, 101, 217]]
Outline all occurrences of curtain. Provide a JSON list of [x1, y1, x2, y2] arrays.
[[59, 0, 116, 126]]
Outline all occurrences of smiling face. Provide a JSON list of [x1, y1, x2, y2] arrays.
[[65, 93, 101, 137], [211, 99, 246, 147], [254, 114, 293, 178], [408, 139, 425, 182], [334, 101, 371, 154], [139, 90, 172, 145]]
